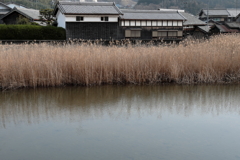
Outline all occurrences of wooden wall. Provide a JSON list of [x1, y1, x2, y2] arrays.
[[2, 12, 21, 24], [66, 22, 119, 40]]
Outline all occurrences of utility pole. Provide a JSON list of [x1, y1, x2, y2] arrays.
[[236, 0, 238, 17], [207, 1, 209, 26]]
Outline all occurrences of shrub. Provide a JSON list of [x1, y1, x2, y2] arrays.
[[0, 25, 66, 40]]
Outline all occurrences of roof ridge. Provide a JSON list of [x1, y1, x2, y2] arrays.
[[15, 7, 39, 11], [121, 9, 179, 13], [59, 1, 114, 6]]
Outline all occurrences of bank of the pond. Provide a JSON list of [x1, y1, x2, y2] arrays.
[[1, 34, 240, 90]]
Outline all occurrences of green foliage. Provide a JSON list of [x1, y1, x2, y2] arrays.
[[0, 25, 66, 40], [16, 15, 31, 25], [3, 0, 52, 9], [39, 9, 55, 25], [136, 0, 240, 15]]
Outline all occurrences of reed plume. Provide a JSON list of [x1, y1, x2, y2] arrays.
[[1, 34, 240, 89]]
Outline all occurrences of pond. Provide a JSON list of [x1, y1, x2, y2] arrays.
[[1, 85, 240, 160]]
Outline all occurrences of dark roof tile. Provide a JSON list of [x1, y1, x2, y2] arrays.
[[120, 9, 185, 20], [55, 2, 122, 15]]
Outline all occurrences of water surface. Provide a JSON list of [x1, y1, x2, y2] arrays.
[[1, 85, 240, 160]]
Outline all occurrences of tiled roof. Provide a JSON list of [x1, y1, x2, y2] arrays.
[[54, 1, 122, 15], [120, 9, 186, 20], [202, 9, 229, 16], [225, 22, 240, 28], [197, 26, 210, 33], [226, 8, 240, 17], [180, 12, 206, 26], [215, 24, 239, 33], [1, 7, 40, 20], [0, 9, 11, 14]]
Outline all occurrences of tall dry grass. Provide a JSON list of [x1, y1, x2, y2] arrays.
[[1, 34, 240, 89]]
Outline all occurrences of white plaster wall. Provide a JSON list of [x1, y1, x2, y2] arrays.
[[119, 20, 183, 27], [65, 15, 118, 22], [57, 11, 66, 29]]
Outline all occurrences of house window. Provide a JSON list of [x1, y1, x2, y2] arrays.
[[173, 21, 178, 26], [141, 21, 146, 26], [125, 30, 141, 38], [152, 21, 157, 26], [147, 21, 151, 26], [177, 21, 183, 26], [157, 21, 162, 26], [136, 21, 141, 26], [76, 16, 84, 21], [168, 21, 173, 26], [158, 31, 167, 37], [130, 21, 135, 26], [168, 31, 177, 37], [163, 21, 167, 26], [152, 31, 167, 37], [101, 17, 109, 21]]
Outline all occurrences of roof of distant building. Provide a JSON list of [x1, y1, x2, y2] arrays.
[[200, 8, 240, 18], [53, 1, 123, 15], [180, 12, 206, 26], [0, 9, 11, 15], [197, 26, 210, 33], [5, 2, 28, 9], [226, 8, 240, 17], [0, 2, 11, 14], [159, 8, 184, 12], [0, 7, 40, 20], [215, 24, 239, 33], [200, 9, 229, 17], [0, 2, 11, 9], [225, 22, 240, 29]]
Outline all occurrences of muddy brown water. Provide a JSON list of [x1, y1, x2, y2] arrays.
[[1, 85, 240, 160]]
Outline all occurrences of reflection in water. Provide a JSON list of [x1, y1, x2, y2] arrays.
[[1, 85, 240, 128]]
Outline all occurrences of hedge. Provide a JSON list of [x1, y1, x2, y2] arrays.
[[0, 25, 66, 40]]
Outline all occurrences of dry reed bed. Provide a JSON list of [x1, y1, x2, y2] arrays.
[[1, 34, 240, 89]]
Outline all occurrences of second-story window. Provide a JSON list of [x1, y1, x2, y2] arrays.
[[101, 17, 109, 21], [76, 16, 84, 21]]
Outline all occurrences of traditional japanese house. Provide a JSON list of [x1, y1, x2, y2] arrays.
[[53, 1, 123, 40], [199, 9, 240, 23], [180, 12, 207, 39], [119, 9, 186, 41], [53, 1, 186, 41], [210, 23, 239, 35]]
